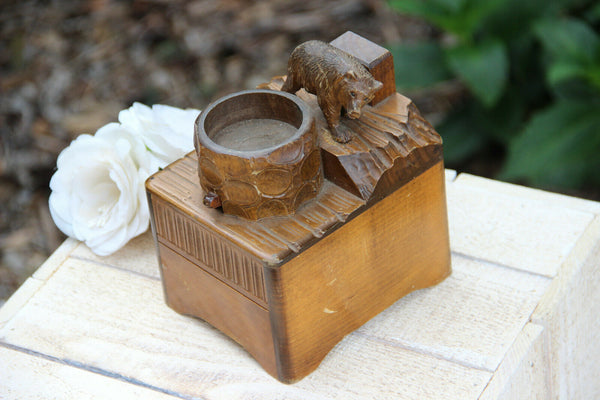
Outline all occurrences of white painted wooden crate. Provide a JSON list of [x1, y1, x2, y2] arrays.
[[1, 171, 599, 399]]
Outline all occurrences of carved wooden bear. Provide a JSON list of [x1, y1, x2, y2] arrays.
[[281, 40, 383, 143]]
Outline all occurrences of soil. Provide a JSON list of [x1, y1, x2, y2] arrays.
[[1, 0, 442, 304]]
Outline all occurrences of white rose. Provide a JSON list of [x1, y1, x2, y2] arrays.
[[49, 133, 149, 256], [95, 122, 160, 174], [118, 102, 201, 168]]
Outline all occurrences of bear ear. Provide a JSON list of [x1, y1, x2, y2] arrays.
[[372, 79, 383, 90], [344, 70, 358, 80]]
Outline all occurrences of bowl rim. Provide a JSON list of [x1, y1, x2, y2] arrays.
[[195, 89, 314, 158]]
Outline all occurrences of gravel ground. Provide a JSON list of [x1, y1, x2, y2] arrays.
[[0, 0, 440, 304]]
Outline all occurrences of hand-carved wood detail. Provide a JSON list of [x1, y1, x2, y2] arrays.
[[147, 153, 365, 265], [281, 40, 382, 143], [152, 194, 267, 305], [259, 77, 443, 202], [146, 31, 451, 384], [195, 90, 322, 220], [329, 31, 396, 105]]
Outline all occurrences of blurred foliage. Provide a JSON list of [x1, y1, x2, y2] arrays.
[[388, 0, 600, 192]]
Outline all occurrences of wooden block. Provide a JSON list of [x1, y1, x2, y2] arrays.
[[0, 347, 179, 400], [146, 73, 450, 382], [147, 157, 450, 382], [330, 31, 396, 105]]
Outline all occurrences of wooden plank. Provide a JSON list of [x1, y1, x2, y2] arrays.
[[0, 258, 273, 395], [0, 256, 491, 399], [32, 237, 79, 281], [279, 334, 490, 400], [478, 323, 551, 400], [0, 238, 78, 327], [455, 173, 600, 215], [446, 177, 594, 277], [71, 231, 161, 279], [195, 333, 491, 400], [356, 254, 550, 371], [531, 215, 600, 399], [0, 346, 181, 399], [0, 278, 45, 329]]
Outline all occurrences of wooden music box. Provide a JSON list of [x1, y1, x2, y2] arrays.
[[146, 32, 451, 383]]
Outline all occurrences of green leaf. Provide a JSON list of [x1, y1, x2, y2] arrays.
[[534, 18, 600, 64], [547, 62, 588, 86], [389, 42, 452, 89], [388, 0, 463, 27], [585, 2, 600, 24], [552, 78, 600, 101], [437, 108, 487, 164], [388, 0, 507, 39], [445, 40, 508, 107], [484, 0, 560, 41], [500, 100, 600, 189]]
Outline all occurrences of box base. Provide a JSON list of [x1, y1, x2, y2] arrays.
[[148, 159, 450, 382]]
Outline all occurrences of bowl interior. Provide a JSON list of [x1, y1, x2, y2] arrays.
[[203, 91, 305, 152]]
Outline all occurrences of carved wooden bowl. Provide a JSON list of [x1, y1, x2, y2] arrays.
[[194, 89, 322, 220]]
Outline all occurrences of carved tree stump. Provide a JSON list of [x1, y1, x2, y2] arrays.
[[194, 89, 322, 220]]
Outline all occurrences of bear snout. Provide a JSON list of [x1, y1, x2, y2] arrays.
[[347, 109, 361, 119]]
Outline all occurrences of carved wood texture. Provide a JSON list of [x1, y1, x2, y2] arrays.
[[146, 74, 449, 381], [152, 195, 267, 305], [148, 153, 365, 265], [329, 31, 396, 105], [195, 90, 322, 220], [258, 78, 443, 202]]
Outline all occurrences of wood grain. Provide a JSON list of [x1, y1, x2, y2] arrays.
[[0, 347, 179, 400], [356, 255, 550, 371], [195, 89, 322, 220], [0, 258, 274, 395], [479, 323, 551, 400], [0, 256, 487, 399], [329, 31, 396, 105], [147, 154, 365, 265], [265, 161, 450, 381], [3, 170, 600, 397], [71, 232, 160, 279], [455, 173, 600, 214], [153, 195, 268, 304], [447, 176, 594, 277], [531, 215, 600, 399], [158, 242, 276, 376], [259, 80, 444, 203]]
